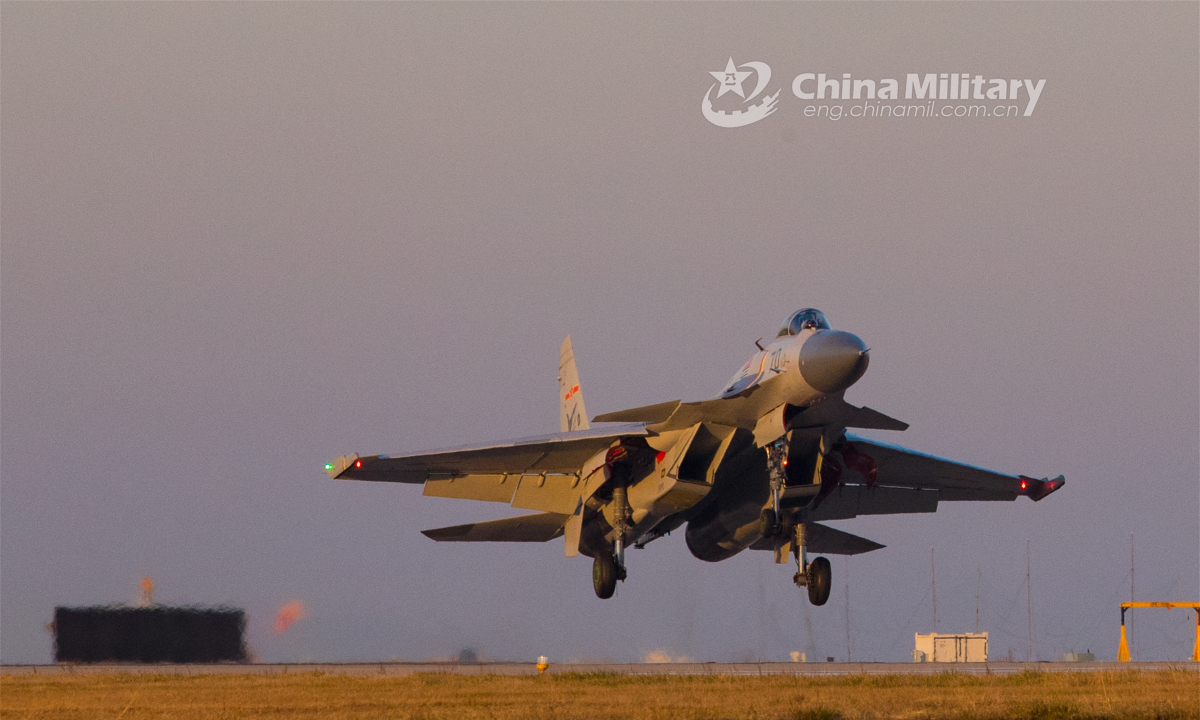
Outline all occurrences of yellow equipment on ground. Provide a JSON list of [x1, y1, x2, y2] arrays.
[[1118, 602, 1200, 662]]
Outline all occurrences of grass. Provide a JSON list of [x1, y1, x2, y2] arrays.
[[1, 669, 1197, 720]]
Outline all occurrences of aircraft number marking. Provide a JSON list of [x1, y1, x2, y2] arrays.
[[768, 347, 786, 374]]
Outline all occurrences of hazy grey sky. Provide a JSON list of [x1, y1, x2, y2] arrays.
[[3, 2, 1196, 664]]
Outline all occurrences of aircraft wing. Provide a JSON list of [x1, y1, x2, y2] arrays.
[[839, 433, 1064, 502], [326, 423, 648, 510]]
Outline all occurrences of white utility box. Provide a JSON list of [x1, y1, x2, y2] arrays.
[[912, 632, 988, 662]]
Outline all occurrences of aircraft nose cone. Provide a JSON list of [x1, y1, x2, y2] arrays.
[[799, 330, 870, 393]]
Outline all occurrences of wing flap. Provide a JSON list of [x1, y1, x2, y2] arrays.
[[423, 475, 519, 504], [421, 512, 570, 542], [510, 474, 582, 514], [804, 484, 938, 521]]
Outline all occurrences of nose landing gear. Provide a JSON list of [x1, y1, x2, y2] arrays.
[[761, 437, 789, 538]]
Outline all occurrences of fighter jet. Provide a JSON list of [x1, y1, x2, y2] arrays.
[[326, 308, 1063, 604]]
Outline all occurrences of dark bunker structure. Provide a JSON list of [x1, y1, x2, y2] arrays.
[[53, 606, 247, 663]]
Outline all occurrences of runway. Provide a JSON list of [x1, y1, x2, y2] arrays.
[[2, 661, 1191, 677]]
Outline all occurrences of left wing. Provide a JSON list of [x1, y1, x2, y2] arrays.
[[326, 423, 648, 510], [836, 433, 1064, 502]]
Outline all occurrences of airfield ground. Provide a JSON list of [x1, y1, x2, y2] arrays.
[[2, 666, 1197, 719]]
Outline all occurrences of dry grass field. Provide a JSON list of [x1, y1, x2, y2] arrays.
[[2, 669, 1197, 720]]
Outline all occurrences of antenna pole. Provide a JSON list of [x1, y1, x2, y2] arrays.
[[1130, 533, 1135, 660], [931, 547, 937, 633], [844, 556, 851, 662], [975, 566, 981, 634], [1026, 539, 1033, 662]]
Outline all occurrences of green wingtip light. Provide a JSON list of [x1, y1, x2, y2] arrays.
[[325, 463, 334, 471]]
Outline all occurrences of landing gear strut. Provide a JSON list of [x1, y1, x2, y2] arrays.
[[761, 437, 789, 538], [612, 486, 630, 573], [791, 522, 832, 605], [594, 485, 630, 599]]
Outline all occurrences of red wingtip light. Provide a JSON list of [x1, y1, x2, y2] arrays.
[[1025, 475, 1065, 501], [655, 451, 666, 464], [354, 460, 362, 468]]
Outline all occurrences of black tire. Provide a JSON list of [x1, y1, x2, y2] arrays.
[[593, 553, 618, 599], [807, 556, 832, 606], [758, 508, 778, 538]]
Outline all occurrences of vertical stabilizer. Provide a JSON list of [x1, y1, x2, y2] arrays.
[[559, 336, 589, 432]]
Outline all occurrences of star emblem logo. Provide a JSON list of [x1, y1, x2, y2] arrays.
[[701, 57, 780, 129], [710, 58, 753, 99]]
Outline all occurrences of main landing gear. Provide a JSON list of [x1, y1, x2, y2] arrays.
[[761, 436, 832, 606], [801, 556, 832, 606], [594, 483, 630, 599], [789, 522, 832, 605], [592, 552, 625, 599]]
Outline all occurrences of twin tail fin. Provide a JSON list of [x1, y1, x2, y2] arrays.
[[558, 336, 589, 432]]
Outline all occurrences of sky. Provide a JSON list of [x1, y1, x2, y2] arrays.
[[2, 2, 1197, 665]]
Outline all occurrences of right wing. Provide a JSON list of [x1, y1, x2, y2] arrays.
[[326, 423, 648, 512], [837, 433, 1064, 502]]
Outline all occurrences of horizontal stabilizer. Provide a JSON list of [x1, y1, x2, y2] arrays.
[[421, 512, 569, 543], [593, 400, 681, 424], [841, 405, 909, 431], [786, 398, 908, 432], [750, 521, 884, 556], [807, 522, 885, 555]]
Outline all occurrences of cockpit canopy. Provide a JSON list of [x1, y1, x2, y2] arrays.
[[777, 308, 830, 337]]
